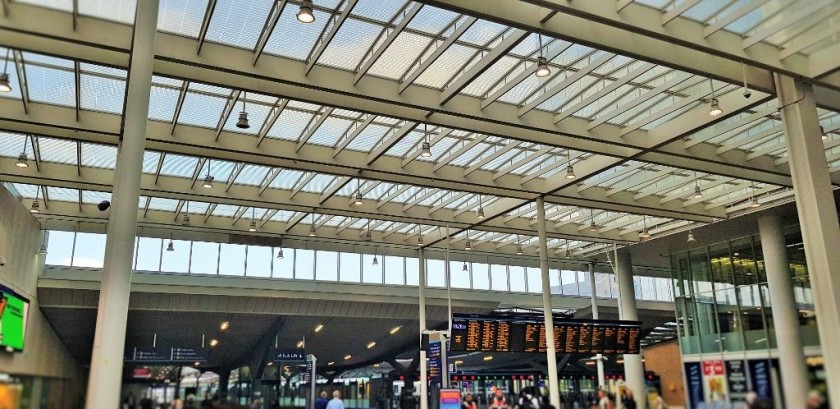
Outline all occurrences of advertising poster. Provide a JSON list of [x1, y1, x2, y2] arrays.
[[439, 389, 461, 409], [0, 286, 29, 351], [748, 359, 773, 399], [702, 360, 728, 403], [725, 360, 749, 402], [0, 383, 22, 409], [684, 362, 704, 409]]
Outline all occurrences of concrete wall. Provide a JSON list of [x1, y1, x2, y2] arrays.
[[643, 340, 685, 407], [0, 183, 85, 406]]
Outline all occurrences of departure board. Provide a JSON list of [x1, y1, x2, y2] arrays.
[[450, 313, 641, 355]]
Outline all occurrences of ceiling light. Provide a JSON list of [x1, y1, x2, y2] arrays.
[[365, 230, 372, 241], [344, 354, 352, 360], [687, 230, 696, 243], [202, 175, 214, 189], [209, 339, 219, 347], [693, 185, 703, 199], [29, 200, 40, 214], [420, 141, 432, 157], [640, 229, 651, 239], [389, 326, 401, 335], [462, 262, 468, 272], [194, 362, 200, 366], [374, 363, 380, 368], [454, 360, 463, 365], [516, 244, 524, 255], [328, 361, 335, 366], [464, 240, 472, 251], [166, 240, 174, 252], [220, 321, 230, 331], [297, 0, 315, 23], [372, 255, 379, 266], [565, 165, 576, 179], [589, 221, 597, 232], [749, 197, 761, 208], [276, 248, 284, 259], [353, 192, 364, 206], [297, 340, 305, 348], [0, 73, 11, 93], [709, 98, 722, 116], [564, 248, 571, 259], [309, 224, 317, 237], [535, 56, 550, 78], [476, 207, 485, 220], [182, 214, 190, 226], [367, 341, 377, 349], [417, 235, 423, 246], [249, 220, 258, 232], [236, 110, 250, 129], [16, 153, 28, 168], [314, 324, 324, 333], [267, 362, 274, 366], [483, 356, 493, 361], [821, 126, 828, 141]]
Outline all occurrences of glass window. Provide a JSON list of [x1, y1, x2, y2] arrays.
[[134, 237, 163, 271], [218, 243, 246, 276], [509, 265, 526, 293], [72, 232, 106, 268], [160, 240, 190, 273], [315, 251, 339, 281], [273, 247, 294, 279], [490, 264, 507, 291], [405, 257, 419, 286], [340, 252, 361, 282], [246, 245, 272, 278], [578, 271, 592, 296], [594, 273, 611, 298], [296, 249, 315, 280], [363, 253, 382, 284], [384, 256, 404, 285], [451, 261, 471, 289], [561, 270, 578, 295], [549, 268, 561, 295], [655, 278, 672, 301], [427, 259, 445, 287], [472, 262, 490, 290], [526, 267, 541, 293], [45, 230, 75, 266], [640, 276, 656, 300], [190, 241, 219, 275], [609, 274, 620, 299]]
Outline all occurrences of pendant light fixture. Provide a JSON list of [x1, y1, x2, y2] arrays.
[[372, 247, 379, 266], [365, 221, 372, 241], [687, 230, 696, 242], [640, 216, 651, 239], [353, 179, 364, 206], [464, 229, 472, 251], [709, 78, 722, 116], [462, 261, 468, 272], [30, 187, 41, 213], [167, 233, 175, 252], [0, 48, 12, 93], [693, 171, 703, 199], [38, 220, 48, 255], [417, 225, 424, 246], [589, 209, 598, 232], [16, 136, 28, 168], [297, 0, 315, 23], [203, 158, 214, 189], [749, 182, 761, 208], [309, 213, 317, 236], [565, 149, 576, 179], [476, 195, 485, 220], [821, 126, 829, 141], [420, 123, 432, 158], [236, 92, 250, 129], [515, 235, 524, 255], [276, 238, 284, 259], [564, 241, 571, 259], [249, 207, 258, 232], [182, 201, 191, 226], [535, 33, 550, 78]]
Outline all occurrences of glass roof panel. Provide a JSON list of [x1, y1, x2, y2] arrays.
[[414, 43, 474, 89], [157, 0, 207, 38], [223, 100, 274, 135], [406, 5, 459, 35], [39, 137, 77, 165], [178, 92, 229, 128], [263, 7, 332, 61], [79, 0, 137, 24], [461, 55, 519, 97], [17, 0, 73, 11], [267, 109, 315, 142], [25, 65, 75, 108], [80, 143, 118, 169], [307, 117, 354, 147], [80, 74, 126, 114], [159, 154, 199, 178], [204, 0, 274, 49], [367, 31, 432, 80], [318, 18, 383, 71], [82, 190, 112, 204], [148, 85, 180, 121]]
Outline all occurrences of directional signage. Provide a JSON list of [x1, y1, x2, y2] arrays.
[[428, 341, 443, 385], [274, 349, 306, 363], [172, 347, 208, 362], [131, 347, 172, 362]]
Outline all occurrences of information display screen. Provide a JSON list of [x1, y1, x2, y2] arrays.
[[450, 313, 641, 355], [0, 285, 30, 352]]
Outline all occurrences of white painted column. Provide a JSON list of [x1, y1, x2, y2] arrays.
[[776, 73, 840, 407], [418, 248, 428, 409], [757, 215, 809, 408], [615, 251, 646, 409], [536, 197, 561, 409], [84, 1, 159, 407], [588, 263, 605, 389]]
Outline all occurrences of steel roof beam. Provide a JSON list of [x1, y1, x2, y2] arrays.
[[480, 40, 572, 110], [252, 0, 288, 65], [12, 50, 29, 114], [196, 0, 217, 54], [661, 0, 701, 25], [215, 90, 242, 141], [305, 0, 358, 76], [256, 98, 290, 147], [553, 62, 656, 123], [353, 2, 422, 85], [297, 107, 335, 152], [518, 52, 616, 117], [258, 167, 282, 196], [433, 134, 485, 171], [320, 176, 352, 204], [401, 127, 452, 167], [742, 0, 835, 50], [588, 72, 696, 130], [398, 16, 477, 94], [334, 114, 374, 157], [367, 120, 419, 165]]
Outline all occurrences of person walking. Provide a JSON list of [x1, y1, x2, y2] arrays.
[[463, 393, 478, 409], [596, 389, 613, 409], [327, 390, 345, 409], [316, 391, 330, 409]]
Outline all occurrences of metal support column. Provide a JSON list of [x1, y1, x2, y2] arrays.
[[419, 248, 428, 409], [588, 263, 605, 389], [758, 215, 809, 407], [775, 73, 840, 407], [84, 1, 159, 408], [615, 251, 646, 409], [536, 197, 561, 409]]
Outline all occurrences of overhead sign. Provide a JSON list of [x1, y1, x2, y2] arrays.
[[172, 348, 208, 362], [274, 349, 306, 363], [125, 347, 208, 362], [449, 313, 641, 355], [131, 347, 171, 362]]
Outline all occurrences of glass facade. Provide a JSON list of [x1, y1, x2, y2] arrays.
[[670, 228, 818, 356], [44, 230, 674, 301]]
